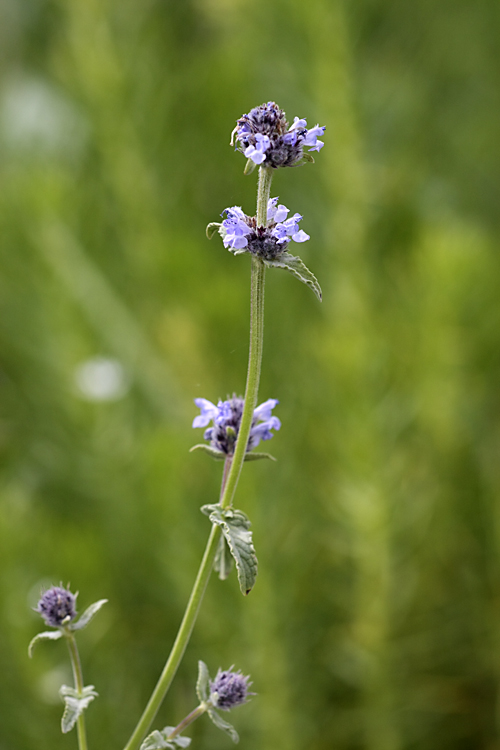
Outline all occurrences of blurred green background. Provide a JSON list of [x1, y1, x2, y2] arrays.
[[1, 0, 500, 748]]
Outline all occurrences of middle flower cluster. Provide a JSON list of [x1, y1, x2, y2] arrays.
[[219, 198, 310, 261], [193, 396, 281, 456]]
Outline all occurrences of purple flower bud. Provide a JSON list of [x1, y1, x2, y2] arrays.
[[36, 586, 77, 628], [193, 395, 280, 455], [210, 667, 253, 711], [230, 101, 325, 168]]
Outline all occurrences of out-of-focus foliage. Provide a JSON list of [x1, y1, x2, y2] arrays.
[[1, 0, 500, 748]]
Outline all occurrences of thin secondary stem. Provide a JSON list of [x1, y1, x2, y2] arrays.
[[122, 166, 273, 750], [66, 631, 88, 750], [167, 704, 208, 739]]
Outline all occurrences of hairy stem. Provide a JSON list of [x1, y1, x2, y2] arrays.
[[220, 166, 272, 510], [167, 704, 208, 739], [122, 166, 272, 750], [66, 632, 88, 750]]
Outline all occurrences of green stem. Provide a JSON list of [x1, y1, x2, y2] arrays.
[[122, 524, 220, 750], [122, 165, 273, 750], [66, 631, 88, 750], [220, 166, 272, 510], [167, 703, 208, 739]]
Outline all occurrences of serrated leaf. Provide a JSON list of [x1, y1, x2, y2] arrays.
[[189, 444, 226, 461], [206, 222, 221, 240], [243, 158, 257, 175], [207, 709, 239, 743], [202, 506, 258, 595], [264, 252, 322, 301], [140, 728, 191, 750], [196, 660, 210, 704], [70, 599, 108, 631], [59, 684, 98, 733], [28, 629, 63, 657], [243, 451, 276, 462], [214, 534, 234, 580]]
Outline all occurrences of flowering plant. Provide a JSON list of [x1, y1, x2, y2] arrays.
[[29, 101, 324, 749]]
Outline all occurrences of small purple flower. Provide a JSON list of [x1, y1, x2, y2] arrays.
[[36, 586, 78, 628], [193, 395, 280, 455], [230, 101, 325, 168], [210, 667, 253, 711], [220, 206, 253, 251], [218, 198, 309, 261]]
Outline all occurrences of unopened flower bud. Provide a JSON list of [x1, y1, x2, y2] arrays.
[[36, 586, 77, 628], [210, 667, 253, 711]]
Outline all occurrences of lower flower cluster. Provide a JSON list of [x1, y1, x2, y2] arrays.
[[217, 197, 309, 260]]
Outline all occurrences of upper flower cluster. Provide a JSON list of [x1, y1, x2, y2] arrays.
[[36, 586, 77, 628], [193, 396, 280, 456], [219, 197, 309, 260], [231, 101, 325, 168]]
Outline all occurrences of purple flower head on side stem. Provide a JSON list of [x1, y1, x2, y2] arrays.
[[193, 395, 280, 455], [230, 101, 325, 168], [210, 667, 254, 711], [36, 586, 78, 628]]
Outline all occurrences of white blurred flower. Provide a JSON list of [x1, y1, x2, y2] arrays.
[[75, 357, 130, 402]]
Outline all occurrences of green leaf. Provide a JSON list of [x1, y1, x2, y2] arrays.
[[243, 451, 276, 462], [28, 629, 63, 657], [189, 444, 226, 461], [264, 252, 322, 301], [206, 222, 221, 240], [300, 152, 315, 164], [201, 505, 258, 595], [140, 728, 191, 750], [196, 660, 210, 704], [207, 708, 239, 743], [59, 684, 98, 733], [70, 599, 108, 631], [243, 158, 257, 175], [214, 534, 234, 580]]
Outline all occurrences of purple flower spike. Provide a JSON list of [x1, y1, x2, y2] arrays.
[[36, 586, 78, 628], [193, 395, 280, 455], [230, 101, 325, 168], [210, 667, 253, 711]]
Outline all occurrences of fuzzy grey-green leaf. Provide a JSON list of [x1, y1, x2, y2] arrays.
[[140, 728, 191, 750], [264, 252, 322, 301], [70, 599, 107, 631], [243, 158, 257, 175], [207, 708, 239, 743], [28, 629, 63, 657], [243, 451, 276, 462], [189, 444, 226, 460], [206, 222, 221, 240], [214, 534, 234, 580], [196, 660, 210, 704], [202, 506, 258, 595], [59, 684, 98, 733]]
